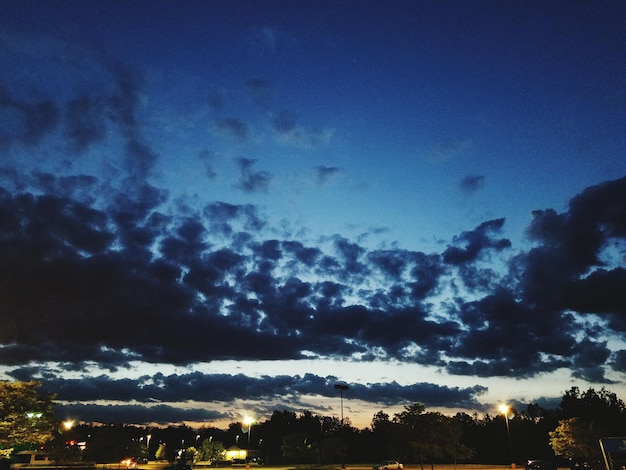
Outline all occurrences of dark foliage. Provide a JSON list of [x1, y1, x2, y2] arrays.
[[35, 387, 625, 466]]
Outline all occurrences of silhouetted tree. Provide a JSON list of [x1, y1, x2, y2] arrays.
[[559, 387, 625, 433], [281, 433, 313, 466], [314, 435, 346, 465], [389, 403, 471, 469]]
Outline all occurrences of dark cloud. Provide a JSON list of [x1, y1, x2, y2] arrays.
[[450, 288, 576, 376], [443, 218, 511, 265], [1, 41, 158, 182], [8, 370, 487, 423], [569, 338, 613, 383], [236, 157, 272, 193], [459, 175, 485, 196], [613, 350, 626, 372], [519, 176, 626, 312], [1, 176, 625, 386], [245, 78, 273, 110], [198, 149, 218, 179], [314, 166, 342, 185], [0, 85, 60, 150], [55, 403, 227, 426], [273, 109, 298, 134], [217, 118, 248, 140], [282, 240, 322, 267], [202, 201, 265, 237], [31, 173, 100, 204], [563, 268, 626, 329], [65, 95, 107, 153]]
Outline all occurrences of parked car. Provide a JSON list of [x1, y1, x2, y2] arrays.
[[373, 461, 403, 470], [526, 460, 557, 470], [569, 458, 604, 470]]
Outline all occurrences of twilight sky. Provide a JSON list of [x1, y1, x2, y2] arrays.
[[1, 0, 625, 429]]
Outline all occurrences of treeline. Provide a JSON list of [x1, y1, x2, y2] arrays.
[[50, 387, 625, 466]]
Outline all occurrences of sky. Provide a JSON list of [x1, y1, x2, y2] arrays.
[[1, 0, 625, 430]]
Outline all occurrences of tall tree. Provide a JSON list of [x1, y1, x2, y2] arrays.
[[560, 387, 625, 431], [0, 381, 57, 449], [550, 387, 626, 462], [549, 418, 605, 461], [390, 403, 472, 469], [199, 439, 225, 462]]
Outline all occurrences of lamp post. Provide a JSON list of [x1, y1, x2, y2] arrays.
[[146, 434, 151, 461], [334, 384, 349, 469], [499, 404, 514, 468], [243, 416, 255, 466], [334, 384, 348, 425]]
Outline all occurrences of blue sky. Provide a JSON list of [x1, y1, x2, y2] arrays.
[[1, 0, 625, 429]]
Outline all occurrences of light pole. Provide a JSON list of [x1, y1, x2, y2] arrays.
[[146, 434, 152, 461], [499, 404, 513, 468], [334, 384, 348, 425], [243, 416, 255, 465], [334, 384, 349, 469]]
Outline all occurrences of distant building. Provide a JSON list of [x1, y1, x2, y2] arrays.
[[225, 446, 246, 462]]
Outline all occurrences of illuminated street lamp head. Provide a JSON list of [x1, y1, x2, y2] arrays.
[[243, 416, 255, 426], [499, 404, 509, 415], [63, 420, 75, 430]]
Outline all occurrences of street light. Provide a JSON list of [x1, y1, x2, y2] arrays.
[[334, 384, 349, 425], [499, 404, 514, 468], [243, 416, 255, 465], [146, 434, 151, 461], [334, 384, 349, 470]]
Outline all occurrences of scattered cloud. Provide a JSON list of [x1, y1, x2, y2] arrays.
[[459, 174, 485, 196], [314, 166, 342, 185], [427, 139, 470, 163], [217, 118, 248, 140], [235, 157, 272, 193]]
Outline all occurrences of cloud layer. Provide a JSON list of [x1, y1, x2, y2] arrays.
[[1, 167, 624, 419]]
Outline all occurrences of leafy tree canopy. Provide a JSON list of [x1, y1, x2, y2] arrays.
[[549, 387, 626, 461], [549, 417, 605, 460], [0, 381, 57, 450], [199, 439, 225, 462]]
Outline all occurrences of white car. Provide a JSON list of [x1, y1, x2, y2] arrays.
[[373, 461, 404, 470]]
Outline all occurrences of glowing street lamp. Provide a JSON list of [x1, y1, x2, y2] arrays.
[[63, 420, 75, 431], [499, 404, 514, 468], [243, 416, 255, 465], [146, 434, 152, 461]]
